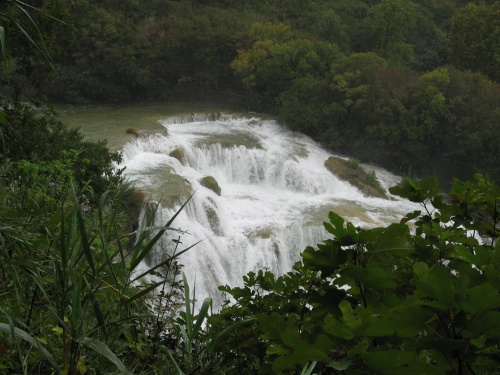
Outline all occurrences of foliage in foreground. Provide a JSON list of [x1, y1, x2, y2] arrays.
[[0, 176, 197, 373], [212, 174, 500, 374], [1, 95, 499, 375]]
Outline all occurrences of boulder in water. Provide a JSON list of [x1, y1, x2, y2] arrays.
[[324, 156, 387, 199], [199, 176, 221, 196], [126, 127, 139, 137], [159, 168, 193, 208], [169, 148, 185, 164]]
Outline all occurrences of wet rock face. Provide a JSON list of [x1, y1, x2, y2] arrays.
[[324, 156, 387, 199], [164, 176, 193, 208], [169, 148, 185, 164], [199, 176, 222, 196], [203, 201, 222, 236]]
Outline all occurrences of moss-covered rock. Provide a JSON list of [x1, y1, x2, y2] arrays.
[[199, 176, 222, 196], [324, 156, 387, 199], [169, 148, 186, 164], [203, 202, 222, 235]]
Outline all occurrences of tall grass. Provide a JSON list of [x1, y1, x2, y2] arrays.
[[0, 184, 197, 373]]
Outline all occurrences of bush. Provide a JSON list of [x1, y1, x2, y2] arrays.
[[0, 101, 123, 203], [212, 174, 500, 374]]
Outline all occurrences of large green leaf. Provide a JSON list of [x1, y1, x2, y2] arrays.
[[324, 212, 359, 245], [301, 242, 346, 276], [389, 176, 442, 203], [466, 311, 500, 336], [272, 334, 331, 372], [364, 304, 433, 338], [364, 349, 448, 374], [256, 312, 287, 340], [339, 300, 362, 333], [415, 264, 455, 311], [341, 265, 397, 290], [370, 223, 412, 259], [460, 283, 500, 314], [79, 337, 131, 374], [323, 315, 353, 340]]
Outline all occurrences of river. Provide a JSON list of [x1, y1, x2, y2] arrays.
[[60, 103, 418, 310]]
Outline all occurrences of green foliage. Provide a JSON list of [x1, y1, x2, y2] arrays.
[[279, 58, 500, 183], [0, 101, 123, 202], [232, 37, 340, 98], [0, 0, 65, 93], [448, 2, 500, 82], [347, 158, 360, 169], [0, 178, 198, 373], [213, 175, 500, 374], [313, 10, 350, 53], [367, 0, 418, 66], [7, 0, 497, 188]]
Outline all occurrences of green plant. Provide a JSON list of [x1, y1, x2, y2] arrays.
[[0, 183, 199, 373], [347, 158, 360, 169], [214, 174, 500, 374], [0, 0, 65, 92], [163, 273, 253, 374], [0, 101, 124, 204], [365, 170, 382, 190]]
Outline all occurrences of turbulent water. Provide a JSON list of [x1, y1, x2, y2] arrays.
[[115, 113, 418, 309]]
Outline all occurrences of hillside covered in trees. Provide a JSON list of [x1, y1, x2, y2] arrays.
[[4, 0, 500, 184]]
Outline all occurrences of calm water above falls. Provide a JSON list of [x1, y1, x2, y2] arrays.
[[114, 113, 419, 309]]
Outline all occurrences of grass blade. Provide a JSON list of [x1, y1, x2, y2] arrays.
[[162, 346, 186, 375], [182, 273, 192, 341], [165, 192, 194, 227], [131, 239, 204, 283], [0, 323, 60, 372], [301, 361, 317, 375], [204, 318, 254, 353], [192, 298, 212, 339], [74, 193, 96, 275], [120, 278, 170, 307], [79, 336, 131, 374]]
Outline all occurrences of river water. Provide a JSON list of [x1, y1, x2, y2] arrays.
[[60, 104, 418, 309]]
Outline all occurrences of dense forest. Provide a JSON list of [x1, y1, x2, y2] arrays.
[[3, 0, 499, 184], [1, 0, 500, 374]]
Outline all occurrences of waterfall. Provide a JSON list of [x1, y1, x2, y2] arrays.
[[119, 114, 416, 309]]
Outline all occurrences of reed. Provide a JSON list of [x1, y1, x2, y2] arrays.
[[0, 183, 196, 373]]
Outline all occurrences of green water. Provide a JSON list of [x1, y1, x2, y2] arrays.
[[57, 102, 239, 151]]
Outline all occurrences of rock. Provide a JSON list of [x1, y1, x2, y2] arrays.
[[324, 156, 387, 199], [126, 127, 139, 137], [169, 148, 185, 164], [199, 176, 221, 196], [203, 202, 222, 235], [160, 168, 193, 208]]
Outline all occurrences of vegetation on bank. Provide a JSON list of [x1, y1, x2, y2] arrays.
[[1, 0, 500, 374]]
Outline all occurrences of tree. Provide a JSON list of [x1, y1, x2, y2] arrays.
[[232, 37, 340, 98], [448, 2, 500, 82], [278, 76, 339, 140], [0, 0, 66, 96], [313, 10, 350, 53], [367, 0, 418, 66]]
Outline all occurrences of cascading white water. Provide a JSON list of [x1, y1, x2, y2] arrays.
[[118, 114, 417, 309]]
